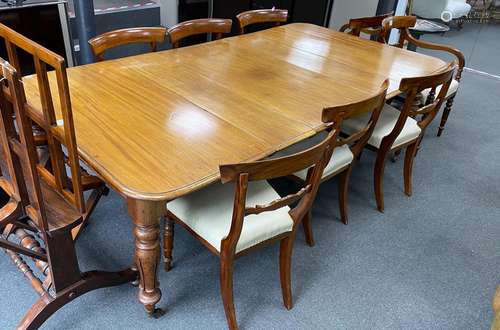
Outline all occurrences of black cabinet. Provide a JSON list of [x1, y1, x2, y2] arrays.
[[293, 0, 333, 26], [0, 2, 73, 75]]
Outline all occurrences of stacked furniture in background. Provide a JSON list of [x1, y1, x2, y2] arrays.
[[0, 24, 137, 329]]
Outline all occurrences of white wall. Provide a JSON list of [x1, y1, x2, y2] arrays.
[[158, 0, 178, 27], [389, 0, 408, 43], [328, 0, 379, 30]]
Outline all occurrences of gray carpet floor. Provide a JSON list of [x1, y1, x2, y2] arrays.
[[419, 22, 500, 76], [0, 69, 499, 329]]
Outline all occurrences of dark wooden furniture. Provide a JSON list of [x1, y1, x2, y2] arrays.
[[0, 50, 137, 328], [88, 27, 167, 62], [273, 80, 388, 245], [163, 107, 348, 330], [20, 23, 447, 315], [493, 286, 500, 330], [167, 18, 232, 49], [0, 23, 109, 238], [343, 62, 456, 212], [210, 0, 332, 33], [381, 15, 465, 136], [236, 9, 289, 34], [339, 13, 393, 42]]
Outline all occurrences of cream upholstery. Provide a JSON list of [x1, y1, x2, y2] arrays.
[[295, 145, 353, 180], [168, 180, 294, 253], [271, 132, 354, 180], [420, 79, 459, 101], [342, 104, 421, 149]]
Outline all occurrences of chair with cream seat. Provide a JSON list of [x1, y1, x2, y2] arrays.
[[88, 27, 167, 62], [167, 18, 233, 49], [271, 81, 389, 246], [163, 108, 348, 330], [236, 9, 289, 35], [339, 13, 393, 42], [342, 62, 456, 212], [382, 15, 465, 136]]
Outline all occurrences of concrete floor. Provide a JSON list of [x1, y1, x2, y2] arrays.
[[418, 22, 500, 76]]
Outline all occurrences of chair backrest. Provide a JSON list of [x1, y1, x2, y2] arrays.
[[236, 9, 288, 35], [381, 15, 417, 48], [0, 58, 54, 233], [382, 62, 456, 149], [88, 27, 167, 62], [0, 23, 86, 215], [218, 107, 347, 253], [328, 80, 389, 158], [382, 15, 465, 81], [339, 13, 393, 43], [167, 19, 232, 49]]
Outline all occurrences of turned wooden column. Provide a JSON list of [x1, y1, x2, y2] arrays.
[[127, 198, 163, 315]]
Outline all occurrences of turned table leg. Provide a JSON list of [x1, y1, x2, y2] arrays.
[[127, 198, 163, 316]]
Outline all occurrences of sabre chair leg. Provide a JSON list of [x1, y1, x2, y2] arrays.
[[279, 231, 297, 310], [404, 142, 419, 197], [438, 96, 455, 137], [374, 147, 389, 213], [220, 254, 238, 330], [163, 216, 174, 272], [338, 167, 352, 225], [302, 210, 315, 247]]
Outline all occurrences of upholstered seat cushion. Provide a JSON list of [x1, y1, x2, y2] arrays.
[[342, 104, 421, 149], [168, 180, 294, 253], [271, 132, 354, 180], [420, 79, 459, 101]]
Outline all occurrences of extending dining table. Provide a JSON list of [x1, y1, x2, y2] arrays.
[[22, 23, 446, 315]]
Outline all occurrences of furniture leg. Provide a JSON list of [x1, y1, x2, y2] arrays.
[[438, 96, 455, 137], [338, 167, 352, 225], [18, 268, 137, 330], [163, 215, 174, 272], [72, 185, 109, 240], [127, 198, 163, 316], [279, 231, 296, 310], [220, 254, 238, 330], [374, 148, 389, 213], [404, 142, 419, 196], [302, 210, 314, 247]]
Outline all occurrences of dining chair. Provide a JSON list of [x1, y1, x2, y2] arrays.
[[236, 9, 289, 35], [271, 80, 389, 246], [339, 13, 393, 42], [0, 56, 137, 329], [342, 62, 456, 212], [162, 107, 348, 330], [382, 15, 465, 136], [167, 18, 232, 49], [88, 27, 167, 62]]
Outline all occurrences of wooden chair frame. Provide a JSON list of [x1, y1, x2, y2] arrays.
[[236, 9, 289, 35], [0, 58, 137, 330], [289, 80, 389, 246], [370, 62, 456, 212], [167, 18, 232, 49], [382, 15, 466, 136], [339, 13, 393, 43], [0, 23, 108, 237], [0, 24, 137, 329], [163, 108, 349, 330], [89, 27, 167, 62]]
